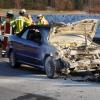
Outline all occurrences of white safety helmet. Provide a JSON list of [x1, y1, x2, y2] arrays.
[[19, 9, 26, 16], [7, 10, 13, 15], [6, 10, 14, 18], [37, 14, 43, 18]]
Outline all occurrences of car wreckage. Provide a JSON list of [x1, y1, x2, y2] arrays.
[[7, 19, 100, 79], [49, 19, 100, 76]]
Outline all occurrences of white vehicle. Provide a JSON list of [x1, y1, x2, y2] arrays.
[[49, 19, 100, 74]]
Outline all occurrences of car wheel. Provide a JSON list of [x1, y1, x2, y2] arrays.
[[1, 54, 5, 57], [1, 50, 6, 58], [9, 51, 20, 68], [44, 56, 56, 79]]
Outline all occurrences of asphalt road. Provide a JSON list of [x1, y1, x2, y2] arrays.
[[0, 56, 100, 100]]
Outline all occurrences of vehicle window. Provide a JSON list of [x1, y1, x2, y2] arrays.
[[27, 29, 42, 43], [39, 27, 50, 42], [21, 29, 29, 39]]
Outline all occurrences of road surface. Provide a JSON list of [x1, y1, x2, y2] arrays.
[[0, 57, 100, 100]]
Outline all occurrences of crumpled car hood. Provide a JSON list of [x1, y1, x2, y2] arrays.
[[49, 19, 99, 47]]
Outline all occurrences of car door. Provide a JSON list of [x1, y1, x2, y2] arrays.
[[20, 27, 44, 68], [12, 28, 30, 61]]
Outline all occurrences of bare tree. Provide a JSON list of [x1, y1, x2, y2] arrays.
[[14, 0, 23, 9]]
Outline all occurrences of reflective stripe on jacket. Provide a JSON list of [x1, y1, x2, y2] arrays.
[[37, 17, 49, 25], [12, 16, 32, 34]]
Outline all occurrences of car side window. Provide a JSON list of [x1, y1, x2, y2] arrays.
[[21, 29, 29, 39], [27, 29, 42, 43]]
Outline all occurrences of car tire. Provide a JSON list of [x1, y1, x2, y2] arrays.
[[9, 51, 20, 68], [1, 50, 6, 58], [1, 54, 5, 58], [44, 56, 57, 79]]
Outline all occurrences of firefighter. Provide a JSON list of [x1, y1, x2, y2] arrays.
[[12, 9, 33, 34], [1, 10, 14, 35], [1, 10, 15, 55], [26, 14, 35, 25], [37, 14, 49, 25]]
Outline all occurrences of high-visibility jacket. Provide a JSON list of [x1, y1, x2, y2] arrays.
[[11, 16, 32, 34], [37, 17, 49, 25]]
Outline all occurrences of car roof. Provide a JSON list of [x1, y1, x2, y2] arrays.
[[16, 25, 51, 37], [27, 25, 51, 29]]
